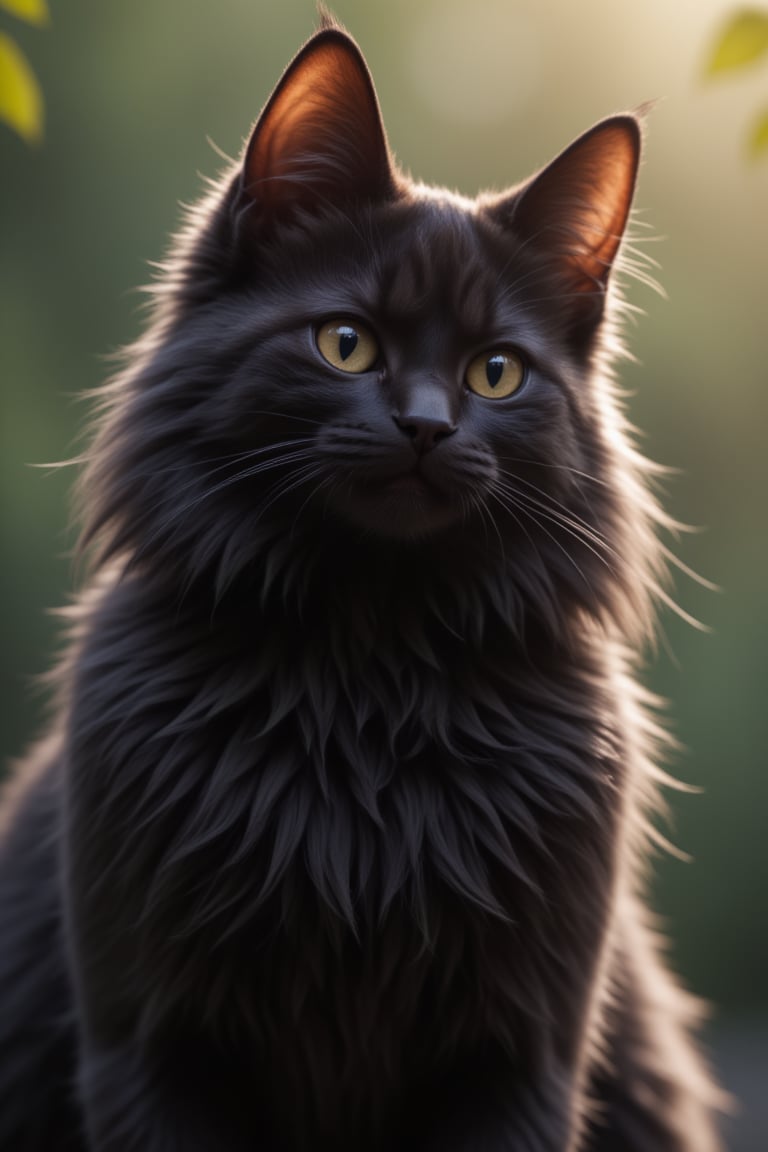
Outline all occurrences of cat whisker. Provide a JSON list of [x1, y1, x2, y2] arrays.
[[289, 473, 337, 538], [488, 484, 603, 598], [155, 438, 315, 492], [467, 489, 506, 562], [241, 410, 325, 428], [497, 472, 615, 556], [512, 289, 606, 311], [189, 447, 318, 505], [116, 440, 315, 497], [137, 446, 319, 558], [485, 488, 550, 583], [255, 462, 330, 523], [494, 457, 609, 489], [496, 458, 606, 529], [493, 479, 617, 578], [492, 264, 548, 307]]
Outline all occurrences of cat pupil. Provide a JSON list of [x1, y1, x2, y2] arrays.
[[487, 356, 504, 388], [339, 328, 358, 361]]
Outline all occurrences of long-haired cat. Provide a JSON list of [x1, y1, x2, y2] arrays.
[[0, 16, 723, 1152]]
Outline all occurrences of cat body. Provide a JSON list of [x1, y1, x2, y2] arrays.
[[0, 19, 722, 1152]]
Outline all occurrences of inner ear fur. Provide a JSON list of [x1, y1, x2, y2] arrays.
[[240, 28, 397, 218], [495, 116, 641, 294]]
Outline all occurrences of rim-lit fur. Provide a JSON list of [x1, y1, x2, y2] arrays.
[[0, 21, 724, 1152]]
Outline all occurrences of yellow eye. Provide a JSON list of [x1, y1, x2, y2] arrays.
[[316, 319, 379, 374], [466, 349, 525, 399]]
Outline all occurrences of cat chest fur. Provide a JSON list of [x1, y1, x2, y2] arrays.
[[66, 577, 623, 1084]]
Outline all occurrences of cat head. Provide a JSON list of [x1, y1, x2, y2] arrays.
[[82, 21, 663, 640]]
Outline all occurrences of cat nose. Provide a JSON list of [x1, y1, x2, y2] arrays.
[[393, 412, 457, 455], [393, 391, 457, 455]]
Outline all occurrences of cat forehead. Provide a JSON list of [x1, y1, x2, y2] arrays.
[[263, 192, 528, 337], [409, 182, 478, 214], [371, 195, 514, 332]]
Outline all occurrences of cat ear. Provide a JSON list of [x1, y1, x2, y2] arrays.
[[493, 116, 641, 309], [237, 28, 397, 222]]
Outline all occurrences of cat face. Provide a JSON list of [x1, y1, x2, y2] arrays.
[[184, 28, 638, 545], [215, 195, 588, 542], [84, 23, 651, 630]]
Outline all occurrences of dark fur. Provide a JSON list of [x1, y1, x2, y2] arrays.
[[0, 19, 723, 1152]]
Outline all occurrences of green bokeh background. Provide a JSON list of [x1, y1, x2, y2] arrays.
[[2, 0, 766, 1144]]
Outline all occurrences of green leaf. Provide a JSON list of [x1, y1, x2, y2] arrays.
[[0, 0, 49, 25], [749, 108, 768, 157], [0, 31, 43, 143], [705, 8, 768, 76]]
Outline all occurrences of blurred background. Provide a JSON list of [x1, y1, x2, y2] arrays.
[[1, 0, 766, 1145]]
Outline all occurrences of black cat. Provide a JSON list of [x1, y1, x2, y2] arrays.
[[0, 16, 723, 1152]]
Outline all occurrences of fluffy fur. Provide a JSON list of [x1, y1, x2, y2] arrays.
[[0, 18, 723, 1152]]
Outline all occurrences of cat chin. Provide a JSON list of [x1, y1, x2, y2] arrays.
[[328, 474, 467, 539]]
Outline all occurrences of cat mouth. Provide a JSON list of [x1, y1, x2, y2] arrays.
[[314, 430, 491, 537]]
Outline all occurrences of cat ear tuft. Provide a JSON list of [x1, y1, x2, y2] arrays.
[[494, 116, 641, 302], [316, 5, 344, 33], [238, 28, 397, 223]]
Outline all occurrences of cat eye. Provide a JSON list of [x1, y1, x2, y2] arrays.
[[465, 350, 525, 399], [316, 319, 380, 374]]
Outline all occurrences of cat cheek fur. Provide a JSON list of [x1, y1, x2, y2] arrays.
[[0, 15, 725, 1152]]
